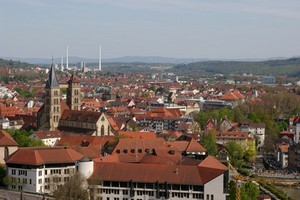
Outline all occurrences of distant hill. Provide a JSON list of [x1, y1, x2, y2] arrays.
[[170, 57, 300, 77], [0, 58, 36, 69], [4, 56, 208, 65]]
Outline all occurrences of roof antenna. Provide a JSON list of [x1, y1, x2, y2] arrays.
[[52, 54, 54, 65]]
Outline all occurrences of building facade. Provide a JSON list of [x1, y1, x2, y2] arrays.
[[5, 147, 83, 194]]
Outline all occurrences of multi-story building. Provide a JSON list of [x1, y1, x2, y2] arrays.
[[5, 147, 83, 194], [238, 120, 265, 149], [88, 155, 229, 200], [135, 107, 182, 133], [29, 130, 62, 147]]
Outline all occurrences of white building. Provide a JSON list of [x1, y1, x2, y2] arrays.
[[29, 130, 62, 147], [238, 120, 266, 149], [5, 147, 83, 194], [87, 155, 229, 200]]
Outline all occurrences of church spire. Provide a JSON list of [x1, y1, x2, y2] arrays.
[[45, 63, 59, 89]]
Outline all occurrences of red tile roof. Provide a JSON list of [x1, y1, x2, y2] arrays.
[[118, 131, 156, 139], [6, 147, 83, 165], [89, 155, 227, 185], [0, 130, 18, 146], [60, 110, 101, 123]]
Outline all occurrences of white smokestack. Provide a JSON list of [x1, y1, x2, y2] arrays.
[[66, 45, 69, 70], [60, 56, 64, 72]]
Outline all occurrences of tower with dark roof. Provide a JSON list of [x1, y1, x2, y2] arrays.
[[38, 64, 61, 130], [66, 74, 81, 111]]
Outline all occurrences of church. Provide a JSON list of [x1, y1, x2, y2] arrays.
[[37, 64, 112, 137]]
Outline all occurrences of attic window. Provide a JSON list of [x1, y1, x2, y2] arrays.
[[131, 149, 135, 153], [101, 117, 105, 121], [116, 149, 120, 154], [138, 149, 142, 153], [145, 148, 150, 153], [123, 149, 128, 153]]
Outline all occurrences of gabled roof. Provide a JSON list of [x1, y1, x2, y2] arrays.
[[60, 110, 102, 123], [0, 130, 18, 146], [6, 147, 83, 165]]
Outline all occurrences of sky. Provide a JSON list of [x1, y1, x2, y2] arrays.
[[0, 0, 300, 60]]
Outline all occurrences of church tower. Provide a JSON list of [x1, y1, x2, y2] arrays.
[[44, 63, 61, 130], [66, 74, 81, 110]]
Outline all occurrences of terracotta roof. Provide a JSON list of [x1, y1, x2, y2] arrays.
[[57, 135, 113, 147], [118, 131, 156, 139], [89, 155, 227, 185], [60, 110, 101, 123], [6, 147, 83, 165], [111, 138, 166, 155], [34, 130, 62, 139], [170, 139, 206, 153], [0, 130, 18, 146]]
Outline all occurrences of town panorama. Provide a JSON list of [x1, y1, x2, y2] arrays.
[[0, 57, 299, 200]]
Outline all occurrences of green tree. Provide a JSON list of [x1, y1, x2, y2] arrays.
[[202, 130, 218, 156], [226, 141, 244, 167], [53, 173, 89, 200], [244, 140, 256, 162], [228, 180, 237, 200], [240, 181, 259, 200], [7, 129, 44, 147]]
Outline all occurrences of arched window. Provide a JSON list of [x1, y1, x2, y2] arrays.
[[101, 125, 105, 136]]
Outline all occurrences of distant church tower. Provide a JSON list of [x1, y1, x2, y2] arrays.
[[43, 63, 61, 130], [66, 74, 81, 110]]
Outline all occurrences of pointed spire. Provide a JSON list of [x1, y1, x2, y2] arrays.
[[45, 62, 59, 89]]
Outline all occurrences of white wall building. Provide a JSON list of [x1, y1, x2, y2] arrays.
[[86, 155, 229, 200], [5, 147, 83, 194]]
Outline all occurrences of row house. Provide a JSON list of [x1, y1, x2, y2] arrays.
[[135, 107, 182, 133]]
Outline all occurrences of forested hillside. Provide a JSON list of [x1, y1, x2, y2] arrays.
[[171, 57, 300, 76]]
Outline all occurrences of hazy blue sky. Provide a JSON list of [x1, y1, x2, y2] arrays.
[[1, 0, 300, 59]]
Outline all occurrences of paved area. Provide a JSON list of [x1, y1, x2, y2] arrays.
[[0, 189, 53, 200]]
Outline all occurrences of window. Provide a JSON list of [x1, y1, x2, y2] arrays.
[[11, 169, 16, 175], [64, 169, 70, 174], [45, 170, 47, 175], [23, 178, 27, 184], [45, 178, 50, 183], [18, 170, 27, 176], [30, 179, 32, 184], [38, 179, 42, 184], [207, 194, 210, 200], [211, 195, 214, 200], [39, 171, 42, 176]]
